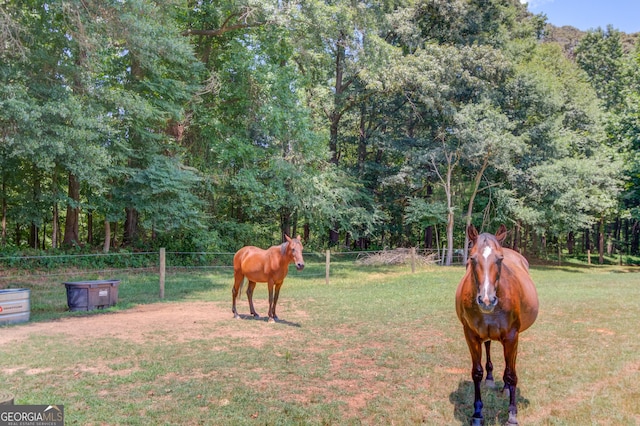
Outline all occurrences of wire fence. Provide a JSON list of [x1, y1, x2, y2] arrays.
[[0, 247, 464, 320]]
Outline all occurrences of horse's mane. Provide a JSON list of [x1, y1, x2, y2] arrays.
[[280, 241, 289, 256]]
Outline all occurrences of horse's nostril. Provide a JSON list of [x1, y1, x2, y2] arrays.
[[477, 295, 497, 307]]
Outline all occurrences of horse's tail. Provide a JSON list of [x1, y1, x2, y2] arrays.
[[237, 277, 245, 300]]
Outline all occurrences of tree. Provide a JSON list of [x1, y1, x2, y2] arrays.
[[500, 41, 623, 261], [454, 100, 523, 263], [1, 0, 204, 251], [576, 26, 627, 111]]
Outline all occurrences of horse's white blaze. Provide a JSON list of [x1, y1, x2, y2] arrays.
[[482, 271, 491, 304], [482, 246, 492, 260], [481, 246, 492, 304]]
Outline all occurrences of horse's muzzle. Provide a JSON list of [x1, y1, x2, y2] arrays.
[[477, 295, 498, 313], [296, 263, 305, 271]]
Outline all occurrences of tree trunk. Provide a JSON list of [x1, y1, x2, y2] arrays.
[[329, 31, 346, 165], [30, 170, 41, 249], [29, 223, 38, 249], [103, 220, 111, 253], [598, 216, 605, 264], [280, 208, 291, 240], [111, 221, 118, 249], [124, 207, 139, 246], [1, 177, 6, 247], [87, 210, 93, 245], [358, 103, 367, 173], [15, 223, 21, 247], [303, 223, 310, 242], [51, 203, 58, 249], [463, 157, 489, 264], [329, 229, 339, 246], [512, 221, 521, 252], [583, 228, 591, 253], [432, 147, 457, 266], [567, 231, 575, 254], [63, 172, 80, 247], [445, 159, 454, 266], [424, 227, 433, 249]]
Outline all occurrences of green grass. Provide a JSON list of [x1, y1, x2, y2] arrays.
[[1, 263, 640, 425]]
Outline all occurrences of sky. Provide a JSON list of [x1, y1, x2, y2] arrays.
[[521, 0, 640, 33]]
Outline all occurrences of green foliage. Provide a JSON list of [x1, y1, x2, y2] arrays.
[[1, 0, 639, 257], [576, 26, 627, 111], [404, 197, 448, 228]]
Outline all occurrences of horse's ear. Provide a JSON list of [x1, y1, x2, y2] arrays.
[[467, 224, 478, 244], [296, 234, 302, 241], [285, 234, 292, 243], [495, 224, 508, 245]]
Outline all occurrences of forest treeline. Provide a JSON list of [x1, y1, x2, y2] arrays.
[[1, 0, 640, 265]]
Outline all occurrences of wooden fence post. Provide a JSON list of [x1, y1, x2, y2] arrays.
[[325, 250, 330, 285], [159, 247, 166, 299]]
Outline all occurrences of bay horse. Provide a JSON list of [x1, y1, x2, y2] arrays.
[[455, 224, 539, 425], [232, 234, 305, 322]]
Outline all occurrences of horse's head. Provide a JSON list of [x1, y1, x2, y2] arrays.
[[467, 224, 507, 314], [284, 234, 305, 271]]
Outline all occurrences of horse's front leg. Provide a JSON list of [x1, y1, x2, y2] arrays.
[[484, 340, 495, 388], [270, 282, 283, 322], [502, 329, 520, 425], [267, 280, 276, 323], [246, 281, 259, 318], [464, 327, 485, 425]]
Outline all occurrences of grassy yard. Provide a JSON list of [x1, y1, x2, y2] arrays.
[[1, 263, 639, 425]]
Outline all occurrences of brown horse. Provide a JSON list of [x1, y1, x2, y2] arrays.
[[455, 224, 539, 425], [232, 234, 305, 322]]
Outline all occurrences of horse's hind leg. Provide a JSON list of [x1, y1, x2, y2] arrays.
[[246, 281, 259, 318], [484, 340, 495, 388], [232, 274, 244, 319]]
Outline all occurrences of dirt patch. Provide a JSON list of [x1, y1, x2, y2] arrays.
[[0, 301, 296, 346]]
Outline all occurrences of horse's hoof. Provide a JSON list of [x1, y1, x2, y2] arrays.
[[470, 417, 484, 426], [251, 313, 260, 318], [507, 412, 518, 425], [267, 317, 276, 323], [485, 379, 495, 388]]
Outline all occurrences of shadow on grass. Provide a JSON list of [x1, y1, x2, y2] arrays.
[[21, 270, 232, 323], [449, 379, 530, 425], [233, 313, 301, 328]]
